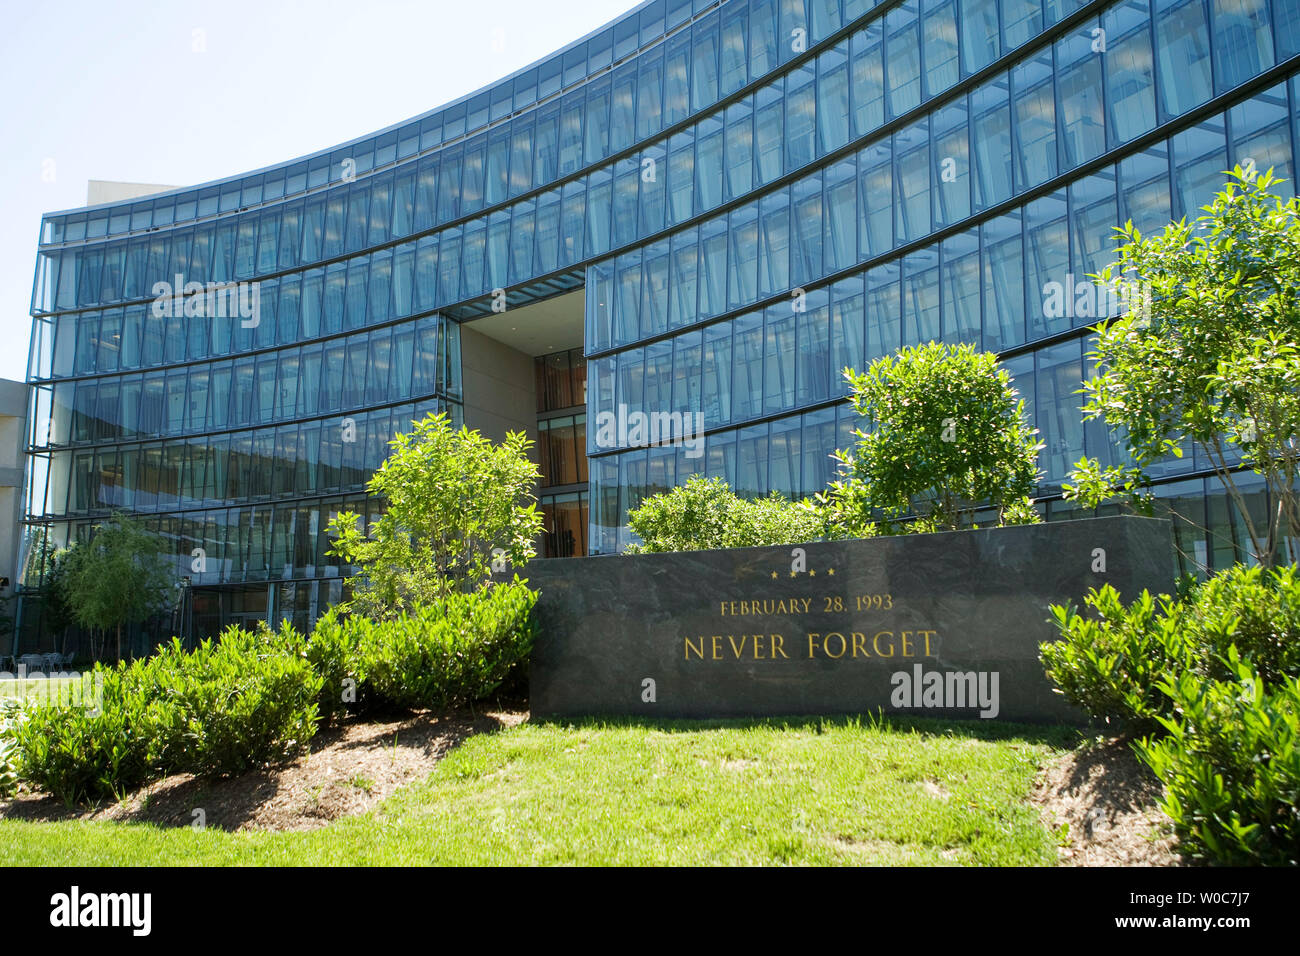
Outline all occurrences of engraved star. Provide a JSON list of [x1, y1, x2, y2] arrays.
[[809, 569, 816, 576], [827, 568, 835, 576], [771, 571, 778, 579]]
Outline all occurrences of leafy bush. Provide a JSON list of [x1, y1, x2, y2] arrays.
[[352, 579, 538, 710], [625, 476, 826, 553], [148, 630, 321, 777], [1042, 564, 1300, 731], [1041, 587, 1194, 733], [15, 625, 322, 802], [301, 610, 361, 727], [1182, 564, 1300, 686], [1044, 563, 1300, 864], [14, 665, 177, 803], [1137, 655, 1300, 866], [1, 698, 22, 798]]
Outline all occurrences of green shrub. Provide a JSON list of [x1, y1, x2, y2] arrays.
[[1042, 564, 1300, 732], [15, 626, 322, 802], [304, 609, 361, 726], [626, 476, 826, 553], [1041, 586, 1194, 733], [1182, 564, 1300, 686], [1, 698, 22, 798], [14, 664, 177, 803], [1137, 654, 1300, 866], [149, 630, 322, 777], [353, 579, 537, 710]]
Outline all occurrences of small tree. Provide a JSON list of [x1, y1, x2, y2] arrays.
[[327, 413, 543, 619], [59, 514, 174, 661], [1066, 168, 1300, 567], [817, 342, 1042, 534]]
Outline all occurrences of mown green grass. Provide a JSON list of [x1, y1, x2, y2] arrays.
[[0, 715, 1077, 866]]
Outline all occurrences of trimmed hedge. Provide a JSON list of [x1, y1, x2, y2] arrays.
[[14, 626, 321, 803], [351, 579, 537, 711], [1042, 563, 1300, 865]]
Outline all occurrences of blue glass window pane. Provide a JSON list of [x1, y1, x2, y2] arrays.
[[669, 227, 699, 329], [721, 4, 750, 95], [923, 0, 960, 98], [640, 143, 667, 235], [1171, 116, 1228, 220], [865, 261, 901, 361], [1069, 167, 1120, 294], [852, 19, 886, 137], [637, 48, 665, 141], [934, 98, 971, 226], [901, 245, 941, 347], [894, 119, 931, 244], [1012, 51, 1058, 191], [941, 228, 982, 345], [886, 2, 922, 117], [611, 66, 639, 154], [1229, 82, 1295, 199], [755, 81, 785, 184], [699, 216, 729, 318], [1001, 0, 1043, 50], [1155, 0, 1214, 118], [696, 115, 726, 212], [751, 0, 781, 78], [668, 130, 696, 224], [824, 158, 858, 272], [765, 307, 797, 414], [962, 0, 1000, 75], [758, 190, 792, 298], [972, 73, 1014, 210], [1057, 24, 1106, 170], [829, 276, 865, 396], [786, 64, 818, 172], [642, 240, 671, 338], [817, 41, 851, 154], [729, 205, 760, 309], [982, 210, 1024, 351], [1105, 0, 1158, 146], [1212, 0, 1274, 93], [665, 32, 692, 127], [791, 172, 823, 289], [1025, 191, 1071, 340], [691, 13, 721, 113], [1119, 145, 1172, 235], [858, 142, 894, 257], [702, 321, 732, 425], [732, 313, 765, 421]]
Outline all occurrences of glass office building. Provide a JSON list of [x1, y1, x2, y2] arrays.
[[19, 0, 1300, 643]]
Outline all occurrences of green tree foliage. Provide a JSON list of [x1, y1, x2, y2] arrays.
[[58, 514, 173, 661], [1066, 168, 1300, 567], [327, 413, 543, 618], [816, 342, 1042, 534], [625, 475, 826, 553]]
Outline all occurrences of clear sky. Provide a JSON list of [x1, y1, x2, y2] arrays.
[[0, 0, 641, 383]]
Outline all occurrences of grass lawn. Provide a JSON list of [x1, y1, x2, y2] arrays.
[[0, 715, 1077, 866]]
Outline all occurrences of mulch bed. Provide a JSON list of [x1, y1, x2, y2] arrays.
[[0, 709, 527, 833], [1032, 736, 1185, 867]]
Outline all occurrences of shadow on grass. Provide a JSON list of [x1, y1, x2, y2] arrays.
[[528, 711, 1083, 749]]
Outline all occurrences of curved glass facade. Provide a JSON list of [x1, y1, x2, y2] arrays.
[[21, 0, 1300, 635]]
